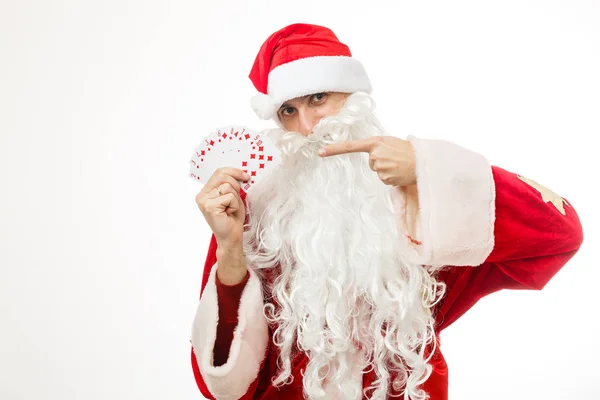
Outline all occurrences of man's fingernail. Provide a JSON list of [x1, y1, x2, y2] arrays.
[[317, 148, 325, 156]]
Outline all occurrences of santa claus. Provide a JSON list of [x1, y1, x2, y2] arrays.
[[191, 23, 583, 400]]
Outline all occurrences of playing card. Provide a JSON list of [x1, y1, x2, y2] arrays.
[[189, 125, 281, 192], [188, 132, 220, 184], [215, 126, 245, 166], [235, 130, 281, 193], [200, 131, 222, 174], [188, 144, 210, 184]]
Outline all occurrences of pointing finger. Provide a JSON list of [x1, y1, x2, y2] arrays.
[[317, 138, 375, 157]]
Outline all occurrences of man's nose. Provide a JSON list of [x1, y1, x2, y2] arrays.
[[297, 111, 317, 136]]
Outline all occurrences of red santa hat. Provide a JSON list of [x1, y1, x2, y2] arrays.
[[248, 23, 372, 120]]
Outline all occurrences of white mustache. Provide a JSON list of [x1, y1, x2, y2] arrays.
[[264, 92, 378, 159]]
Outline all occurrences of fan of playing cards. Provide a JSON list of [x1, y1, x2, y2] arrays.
[[189, 126, 282, 193]]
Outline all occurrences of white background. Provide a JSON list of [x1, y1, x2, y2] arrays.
[[1, 1, 598, 399]]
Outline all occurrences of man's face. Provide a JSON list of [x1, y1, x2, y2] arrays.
[[276, 92, 350, 135]]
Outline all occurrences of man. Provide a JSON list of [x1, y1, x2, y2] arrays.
[[190, 23, 583, 400]]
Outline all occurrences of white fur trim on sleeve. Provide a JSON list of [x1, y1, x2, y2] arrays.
[[190, 265, 268, 399], [391, 136, 496, 267]]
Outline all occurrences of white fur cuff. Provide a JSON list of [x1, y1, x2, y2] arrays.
[[190, 265, 268, 399], [391, 136, 496, 267]]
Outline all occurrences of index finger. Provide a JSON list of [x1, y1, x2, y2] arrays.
[[317, 138, 375, 157], [201, 167, 250, 192], [218, 167, 251, 181]]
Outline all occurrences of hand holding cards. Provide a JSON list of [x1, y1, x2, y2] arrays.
[[189, 126, 281, 193]]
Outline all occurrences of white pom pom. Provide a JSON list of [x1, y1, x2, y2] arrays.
[[250, 93, 278, 120]]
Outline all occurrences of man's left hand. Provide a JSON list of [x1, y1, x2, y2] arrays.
[[317, 136, 417, 187]]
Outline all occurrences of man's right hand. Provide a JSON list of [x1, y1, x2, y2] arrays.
[[195, 167, 251, 248]]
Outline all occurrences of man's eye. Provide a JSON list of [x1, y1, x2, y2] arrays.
[[312, 93, 327, 103], [282, 107, 295, 116]]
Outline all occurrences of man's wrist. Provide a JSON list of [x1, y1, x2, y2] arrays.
[[216, 237, 242, 251], [216, 242, 246, 280], [216, 242, 243, 260]]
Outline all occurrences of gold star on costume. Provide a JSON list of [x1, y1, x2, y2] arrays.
[[517, 175, 569, 216]]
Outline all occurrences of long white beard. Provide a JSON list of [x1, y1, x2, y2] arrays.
[[242, 93, 445, 400]]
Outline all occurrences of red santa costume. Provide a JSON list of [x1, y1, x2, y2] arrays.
[[189, 24, 583, 400]]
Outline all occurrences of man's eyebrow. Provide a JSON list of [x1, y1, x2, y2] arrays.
[[279, 95, 312, 111]]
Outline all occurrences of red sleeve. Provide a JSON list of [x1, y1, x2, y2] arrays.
[[190, 234, 260, 399], [213, 270, 250, 366], [435, 166, 583, 331], [190, 191, 269, 399]]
